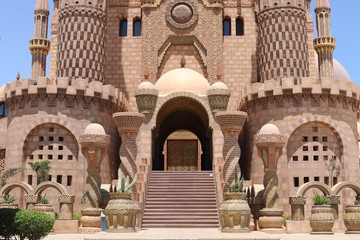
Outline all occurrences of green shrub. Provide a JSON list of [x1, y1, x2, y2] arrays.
[[225, 166, 245, 193], [39, 194, 49, 204], [15, 210, 54, 240], [354, 200, 360, 205], [312, 191, 329, 205], [73, 214, 81, 220], [1, 194, 16, 204], [0, 208, 20, 240]]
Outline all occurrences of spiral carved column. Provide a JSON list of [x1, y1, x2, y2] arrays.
[[254, 124, 285, 233], [79, 124, 110, 209], [113, 112, 145, 181], [215, 111, 247, 185]]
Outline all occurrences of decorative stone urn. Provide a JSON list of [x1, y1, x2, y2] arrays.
[[254, 124, 286, 233], [134, 81, 158, 114], [344, 205, 360, 233], [105, 192, 141, 232], [207, 82, 231, 113], [309, 205, 334, 235], [219, 192, 251, 232], [34, 203, 55, 217]]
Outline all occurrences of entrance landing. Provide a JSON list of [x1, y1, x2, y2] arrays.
[[44, 230, 360, 240]]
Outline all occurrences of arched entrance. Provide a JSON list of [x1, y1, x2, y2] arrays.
[[152, 97, 212, 171]]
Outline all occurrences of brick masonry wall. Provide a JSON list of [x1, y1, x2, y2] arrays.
[[104, 6, 142, 111]]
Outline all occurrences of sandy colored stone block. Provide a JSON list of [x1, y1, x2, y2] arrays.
[[53, 220, 80, 234]]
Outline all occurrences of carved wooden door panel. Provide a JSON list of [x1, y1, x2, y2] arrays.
[[167, 140, 198, 171]]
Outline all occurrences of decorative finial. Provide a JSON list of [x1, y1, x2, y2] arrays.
[[180, 56, 186, 68], [144, 67, 150, 80], [16, 71, 20, 80], [216, 66, 222, 81]]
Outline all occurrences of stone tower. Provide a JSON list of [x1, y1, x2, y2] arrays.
[[30, 0, 50, 78], [314, 0, 336, 78], [57, 0, 106, 82], [257, 0, 310, 83], [49, 0, 60, 79]]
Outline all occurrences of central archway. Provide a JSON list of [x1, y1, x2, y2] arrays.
[[152, 97, 212, 171]]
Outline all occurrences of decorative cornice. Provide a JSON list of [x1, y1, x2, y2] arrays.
[[254, 134, 285, 145], [239, 78, 360, 113], [4, 77, 130, 113], [79, 134, 111, 146]]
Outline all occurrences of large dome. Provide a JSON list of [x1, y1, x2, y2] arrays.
[[155, 68, 210, 95], [314, 53, 351, 82]]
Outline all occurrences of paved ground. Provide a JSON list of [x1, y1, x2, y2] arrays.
[[44, 229, 360, 240]]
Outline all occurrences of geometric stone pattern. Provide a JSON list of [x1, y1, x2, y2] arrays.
[[58, 6, 106, 82], [257, 7, 309, 82]]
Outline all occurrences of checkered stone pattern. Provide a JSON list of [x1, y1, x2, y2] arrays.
[[0, 149, 5, 176], [57, 6, 106, 82], [257, 7, 309, 82]]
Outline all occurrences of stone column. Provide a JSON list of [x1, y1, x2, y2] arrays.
[[113, 112, 145, 181], [79, 123, 110, 233], [328, 195, 340, 220], [59, 194, 75, 220], [79, 123, 110, 208], [289, 196, 306, 221], [254, 124, 285, 233], [215, 111, 247, 185], [25, 195, 39, 210]]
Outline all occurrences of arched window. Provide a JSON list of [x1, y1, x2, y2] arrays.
[[119, 19, 128, 37], [0, 103, 7, 118], [223, 17, 231, 36], [133, 18, 141, 37], [236, 17, 244, 36]]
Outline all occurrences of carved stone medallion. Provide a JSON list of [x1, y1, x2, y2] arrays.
[[166, 0, 198, 29]]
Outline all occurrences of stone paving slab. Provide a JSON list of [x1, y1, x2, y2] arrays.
[[44, 229, 360, 240]]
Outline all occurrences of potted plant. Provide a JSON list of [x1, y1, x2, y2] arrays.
[[344, 200, 360, 233], [0, 194, 18, 209], [34, 194, 55, 217], [104, 168, 140, 232], [219, 166, 251, 232], [309, 191, 334, 234]]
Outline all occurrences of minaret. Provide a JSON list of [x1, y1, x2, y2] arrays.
[[30, 0, 51, 78], [49, 0, 59, 79], [57, 0, 106, 82], [314, 0, 336, 78], [257, 0, 310, 83]]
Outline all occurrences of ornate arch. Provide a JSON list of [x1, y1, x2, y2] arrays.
[[151, 92, 214, 130], [283, 115, 345, 145], [332, 181, 360, 196], [34, 181, 69, 196], [17, 116, 80, 156], [0, 181, 34, 196], [295, 181, 332, 197]]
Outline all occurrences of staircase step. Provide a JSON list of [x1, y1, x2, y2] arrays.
[[143, 171, 219, 228]]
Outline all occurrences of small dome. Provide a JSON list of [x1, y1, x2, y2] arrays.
[[137, 81, 155, 90], [155, 68, 210, 95], [83, 123, 106, 135], [259, 124, 280, 135], [210, 82, 228, 90]]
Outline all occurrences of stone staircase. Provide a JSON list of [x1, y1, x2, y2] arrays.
[[142, 171, 219, 228]]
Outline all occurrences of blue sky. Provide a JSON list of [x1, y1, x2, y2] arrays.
[[0, 1, 359, 87]]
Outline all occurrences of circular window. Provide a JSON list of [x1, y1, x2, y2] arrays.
[[166, 0, 198, 29]]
